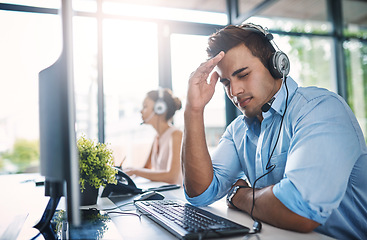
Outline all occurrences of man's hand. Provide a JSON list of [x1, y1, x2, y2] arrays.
[[186, 52, 225, 112]]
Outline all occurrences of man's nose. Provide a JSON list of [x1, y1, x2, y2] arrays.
[[229, 80, 243, 98]]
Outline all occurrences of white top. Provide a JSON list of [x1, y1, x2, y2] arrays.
[[151, 126, 182, 183]]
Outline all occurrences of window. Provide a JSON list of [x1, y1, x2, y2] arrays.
[[103, 20, 159, 167], [342, 0, 367, 140], [102, 1, 227, 25], [73, 16, 99, 140], [342, 0, 367, 39], [278, 35, 336, 91], [246, 16, 336, 91], [345, 40, 367, 140], [171, 34, 226, 151], [239, 0, 331, 34], [0, 10, 61, 173]]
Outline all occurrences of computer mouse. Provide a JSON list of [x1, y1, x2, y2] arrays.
[[133, 191, 165, 202]]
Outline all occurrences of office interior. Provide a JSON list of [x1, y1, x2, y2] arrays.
[[0, 0, 366, 185], [0, 0, 366, 239]]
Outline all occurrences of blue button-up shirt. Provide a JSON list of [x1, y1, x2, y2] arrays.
[[185, 77, 367, 239]]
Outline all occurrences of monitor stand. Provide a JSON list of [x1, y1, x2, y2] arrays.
[[34, 196, 61, 240]]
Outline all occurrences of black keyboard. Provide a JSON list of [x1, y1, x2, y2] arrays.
[[135, 200, 250, 239]]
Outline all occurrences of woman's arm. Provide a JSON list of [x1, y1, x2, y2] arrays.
[[143, 142, 153, 169], [125, 130, 183, 184]]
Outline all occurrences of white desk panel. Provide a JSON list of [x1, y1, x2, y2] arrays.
[[0, 174, 335, 240]]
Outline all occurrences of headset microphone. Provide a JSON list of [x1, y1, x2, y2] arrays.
[[140, 112, 155, 125], [261, 97, 275, 113]]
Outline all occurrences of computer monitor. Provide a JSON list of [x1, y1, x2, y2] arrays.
[[35, 0, 80, 238]]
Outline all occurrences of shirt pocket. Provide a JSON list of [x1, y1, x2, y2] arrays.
[[268, 151, 287, 183]]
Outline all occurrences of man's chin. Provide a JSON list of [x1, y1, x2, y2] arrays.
[[242, 109, 261, 119], [234, 103, 260, 118]]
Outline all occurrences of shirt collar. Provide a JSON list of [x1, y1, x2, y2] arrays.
[[263, 76, 298, 118]]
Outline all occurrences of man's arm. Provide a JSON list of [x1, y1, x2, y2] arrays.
[[182, 109, 212, 196], [229, 180, 320, 232], [182, 52, 225, 197]]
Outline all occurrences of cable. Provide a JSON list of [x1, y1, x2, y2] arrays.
[[102, 202, 134, 211], [249, 74, 289, 233], [30, 232, 41, 240], [106, 211, 142, 220]]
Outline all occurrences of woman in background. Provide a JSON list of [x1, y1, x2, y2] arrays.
[[124, 88, 183, 184]]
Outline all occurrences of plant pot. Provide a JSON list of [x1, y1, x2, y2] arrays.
[[80, 183, 99, 206]]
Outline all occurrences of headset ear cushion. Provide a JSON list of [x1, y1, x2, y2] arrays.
[[154, 100, 167, 115], [269, 51, 290, 79]]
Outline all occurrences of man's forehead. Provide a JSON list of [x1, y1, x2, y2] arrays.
[[214, 65, 224, 78], [214, 57, 234, 79]]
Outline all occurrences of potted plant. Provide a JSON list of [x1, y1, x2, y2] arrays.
[[77, 135, 117, 205]]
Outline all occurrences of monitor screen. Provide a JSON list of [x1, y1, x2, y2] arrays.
[[36, 1, 80, 238]]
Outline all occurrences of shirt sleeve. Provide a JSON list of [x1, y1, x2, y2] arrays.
[[273, 94, 361, 224], [184, 117, 245, 206]]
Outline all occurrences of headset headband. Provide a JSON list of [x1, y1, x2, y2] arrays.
[[239, 23, 290, 79]]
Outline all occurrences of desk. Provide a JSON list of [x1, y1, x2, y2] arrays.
[[0, 174, 334, 240]]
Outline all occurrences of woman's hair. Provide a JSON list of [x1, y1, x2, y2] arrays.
[[146, 88, 182, 121], [206, 24, 275, 70]]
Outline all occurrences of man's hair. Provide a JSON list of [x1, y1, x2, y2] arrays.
[[206, 25, 275, 70]]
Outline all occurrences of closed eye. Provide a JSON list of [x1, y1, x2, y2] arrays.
[[238, 73, 249, 79]]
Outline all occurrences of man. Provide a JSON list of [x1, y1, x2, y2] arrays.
[[181, 23, 367, 239]]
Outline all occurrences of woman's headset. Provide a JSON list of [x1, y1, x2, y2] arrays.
[[154, 88, 167, 115], [240, 23, 290, 79]]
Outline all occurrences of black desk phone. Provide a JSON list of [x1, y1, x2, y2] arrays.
[[101, 168, 143, 197], [101, 167, 181, 197]]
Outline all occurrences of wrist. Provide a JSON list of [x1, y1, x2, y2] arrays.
[[227, 185, 251, 210], [184, 107, 205, 127], [184, 104, 204, 116]]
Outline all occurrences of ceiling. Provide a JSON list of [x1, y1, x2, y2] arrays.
[[106, 0, 227, 14], [106, 0, 367, 26]]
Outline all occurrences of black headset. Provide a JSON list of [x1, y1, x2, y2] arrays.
[[240, 23, 290, 79], [238, 23, 291, 234], [154, 88, 167, 115]]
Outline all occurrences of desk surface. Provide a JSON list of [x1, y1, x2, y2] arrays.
[[0, 174, 335, 240]]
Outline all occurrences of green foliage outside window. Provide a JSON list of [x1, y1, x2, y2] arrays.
[[288, 36, 332, 90], [345, 41, 367, 141], [0, 156, 4, 171], [0, 139, 39, 173]]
